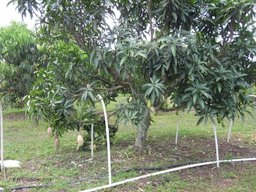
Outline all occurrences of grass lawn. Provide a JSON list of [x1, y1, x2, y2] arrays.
[[0, 106, 256, 192]]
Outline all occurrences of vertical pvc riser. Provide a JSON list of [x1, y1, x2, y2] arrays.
[[212, 122, 220, 167], [91, 124, 94, 158], [0, 103, 4, 172], [98, 94, 112, 185], [175, 113, 181, 145], [227, 119, 233, 143], [175, 120, 179, 145]]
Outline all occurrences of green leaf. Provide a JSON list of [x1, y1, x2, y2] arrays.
[[197, 116, 204, 125], [198, 98, 205, 109], [120, 56, 127, 66], [193, 94, 198, 104], [200, 90, 212, 99], [217, 83, 222, 93], [171, 45, 176, 57], [135, 52, 147, 59]]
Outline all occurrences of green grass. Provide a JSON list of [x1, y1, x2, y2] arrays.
[[0, 105, 256, 191]]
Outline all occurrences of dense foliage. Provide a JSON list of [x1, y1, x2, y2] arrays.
[[10, 0, 256, 150], [0, 22, 37, 107], [25, 35, 118, 143]]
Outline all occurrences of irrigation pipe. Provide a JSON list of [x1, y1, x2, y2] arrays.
[[175, 113, 181, 145], [175, 124, 179, 145], [97, 94, 112, 185], [80, 157, 256, 192], [10, 184, 52, 190], [212, 122, 220, 167], [90, 124, 94, 158], [227, 119, 233, 143]]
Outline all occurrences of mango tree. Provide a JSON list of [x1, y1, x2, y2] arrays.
[[26, 31, 118, 147], [0, 22, 38, 107], [11, 0, 256, 151]]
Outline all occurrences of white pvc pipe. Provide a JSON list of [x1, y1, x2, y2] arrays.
[[97, 94, 112, 185], [91, 124, 94, 158], [212, 122, 219, 167], [80, 157, 256, 192], [227, 119, 233, 143], [0, 103, 4, 172], [175, 113, 181, 145], [175, 119, 179, 145]]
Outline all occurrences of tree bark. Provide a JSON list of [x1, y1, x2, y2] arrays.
[[134, 107, 151, 152]]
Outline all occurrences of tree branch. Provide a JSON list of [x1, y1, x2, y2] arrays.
[[105, 65, 131, 88], [94, 85, 125, 92], [159, 105, 186, 112], [147, 0, 153, 41]]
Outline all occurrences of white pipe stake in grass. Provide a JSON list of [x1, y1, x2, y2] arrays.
[[175, 113, 181, 145], [212, 122, 219, 167], [91, 124, 94, 158], [175, 119, 179, 145], [0, 103, 4, 172], [97, 94, 112, 185], [80, 158, 256, 192], [227, 119, 233, 143]]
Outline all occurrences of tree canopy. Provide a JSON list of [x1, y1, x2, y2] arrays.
[[0, 22, 37, 107], [9, 0, 256, 151]]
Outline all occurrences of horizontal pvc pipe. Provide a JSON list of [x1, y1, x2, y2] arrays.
[[80, 158, 256, 192]]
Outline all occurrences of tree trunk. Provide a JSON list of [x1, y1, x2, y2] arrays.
[[134, 107, 151, 152]]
